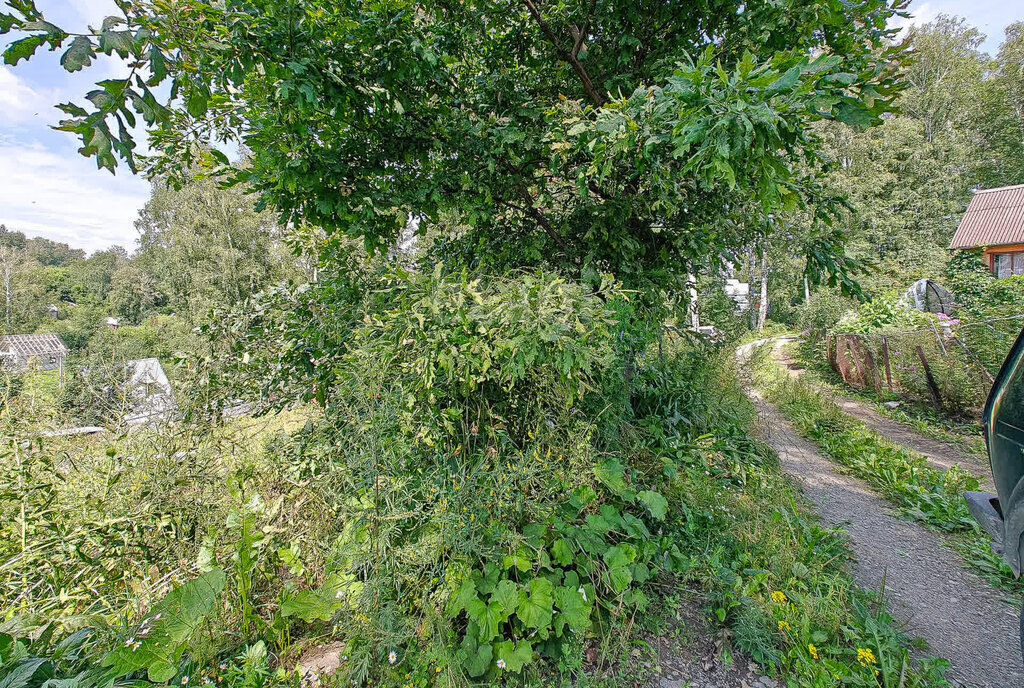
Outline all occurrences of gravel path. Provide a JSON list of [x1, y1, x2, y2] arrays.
[[738, 339, 1022, 688], [832, 397, 995, 490]]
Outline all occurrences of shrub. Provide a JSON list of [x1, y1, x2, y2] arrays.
[[794, 289, 853, 342], [834, 292, 936, 335], [243, 268, 685, 682]]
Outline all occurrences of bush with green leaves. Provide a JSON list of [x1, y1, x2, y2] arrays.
[[794, 289, 853, 343], [247, 267, 684, 682], [833, 292, 937, 335], [0, 619, 296, 688]]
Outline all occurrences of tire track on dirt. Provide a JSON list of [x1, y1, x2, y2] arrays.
[[771, 336, 994, 489]]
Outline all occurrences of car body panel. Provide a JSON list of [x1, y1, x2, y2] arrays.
[[980, 325, 1024, 577]]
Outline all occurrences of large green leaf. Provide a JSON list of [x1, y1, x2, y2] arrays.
[[447, 578, 476, 618], [98, 29, 133, 57], [594, 459, 627, 495], [637, 490, 668, 520], [494, 640, 532, 673], [0, 658, 48, 688], [553, 585, 591, 635], [465, 598, 502, 643], [490, 579, 520, 621], [551, 538, 574, 566], [3, 35, 45, 65], [460, 635, 492, 678], [59, 35, 93, 72], [515, 578, 554, 632], [603, 544, 636, 594], [764, 65, 802, 96], [279, 588, 341, 622], [101, 569, 226, 680]]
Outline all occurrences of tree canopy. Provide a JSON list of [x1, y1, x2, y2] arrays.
[[2, 0, 909, 303]]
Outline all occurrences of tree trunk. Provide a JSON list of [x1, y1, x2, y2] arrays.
[[686, 270, 699, 330], [746, 244, 757, 329], [757, 248, 769, 331]]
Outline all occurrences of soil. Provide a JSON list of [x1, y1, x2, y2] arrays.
[[649, 593, 779, 688], [294, 641, 346, 680], [739, 338, 1023, 688]]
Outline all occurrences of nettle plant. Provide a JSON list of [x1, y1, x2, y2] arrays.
[[259, 268, 680, 680]]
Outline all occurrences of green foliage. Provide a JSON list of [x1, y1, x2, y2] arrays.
[[795, 289, 853, 342], [134, 174, 301, 325], [2, 0, 909, 302], [102, 569, 227, 682], [240, 268, 687, 680], [973, 22, 1024, 188], [952, 273, 1024, 374], [0, 628, 105, 688], [834, 292, 936, 334]]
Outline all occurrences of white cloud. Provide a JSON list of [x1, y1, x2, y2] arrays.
[[0, 66, 54, 126], [891, 2, 942, 41], [0, 141, 149, 254]]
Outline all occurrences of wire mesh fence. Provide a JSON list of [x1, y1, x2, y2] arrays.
[[827, 313, 1024, 415]]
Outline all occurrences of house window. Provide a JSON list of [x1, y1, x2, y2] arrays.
[[994, 252, 1024, 278]]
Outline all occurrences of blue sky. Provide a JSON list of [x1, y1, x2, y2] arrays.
[[0, 0, 1021, 255]]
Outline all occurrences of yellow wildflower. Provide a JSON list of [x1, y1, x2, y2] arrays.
[[771, 591, 787, 604], [808, 644, 819, 660], [777, 621, 790, 632], [857, 647, 875, 666]]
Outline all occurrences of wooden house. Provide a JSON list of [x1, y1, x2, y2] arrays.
[[950, 183, 1024, 277]]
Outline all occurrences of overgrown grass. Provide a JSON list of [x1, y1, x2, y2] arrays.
[[0, 336, 953, 688], [752, 343, 1022, 594]]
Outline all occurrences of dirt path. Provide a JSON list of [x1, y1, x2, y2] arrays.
[[771, 337, 994, 489], [738, 339, 1022, 688]]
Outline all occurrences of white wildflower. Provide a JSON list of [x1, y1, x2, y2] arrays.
[[388, 650, 397, 665], [496, 659, 507, 670]]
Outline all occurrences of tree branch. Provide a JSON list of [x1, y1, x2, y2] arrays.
[[504, 196, 570, 253], [521, 0, 604, 107], [571, 0, 596, 57]]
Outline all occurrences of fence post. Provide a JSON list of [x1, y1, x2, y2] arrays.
[[847, 338, 867, 388], [915, 345, 943, 411], [881, 335, 893, 392]]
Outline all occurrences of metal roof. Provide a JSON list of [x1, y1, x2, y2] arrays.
[[0, 333, 69, 358], [949, 184, 1024, 249]]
